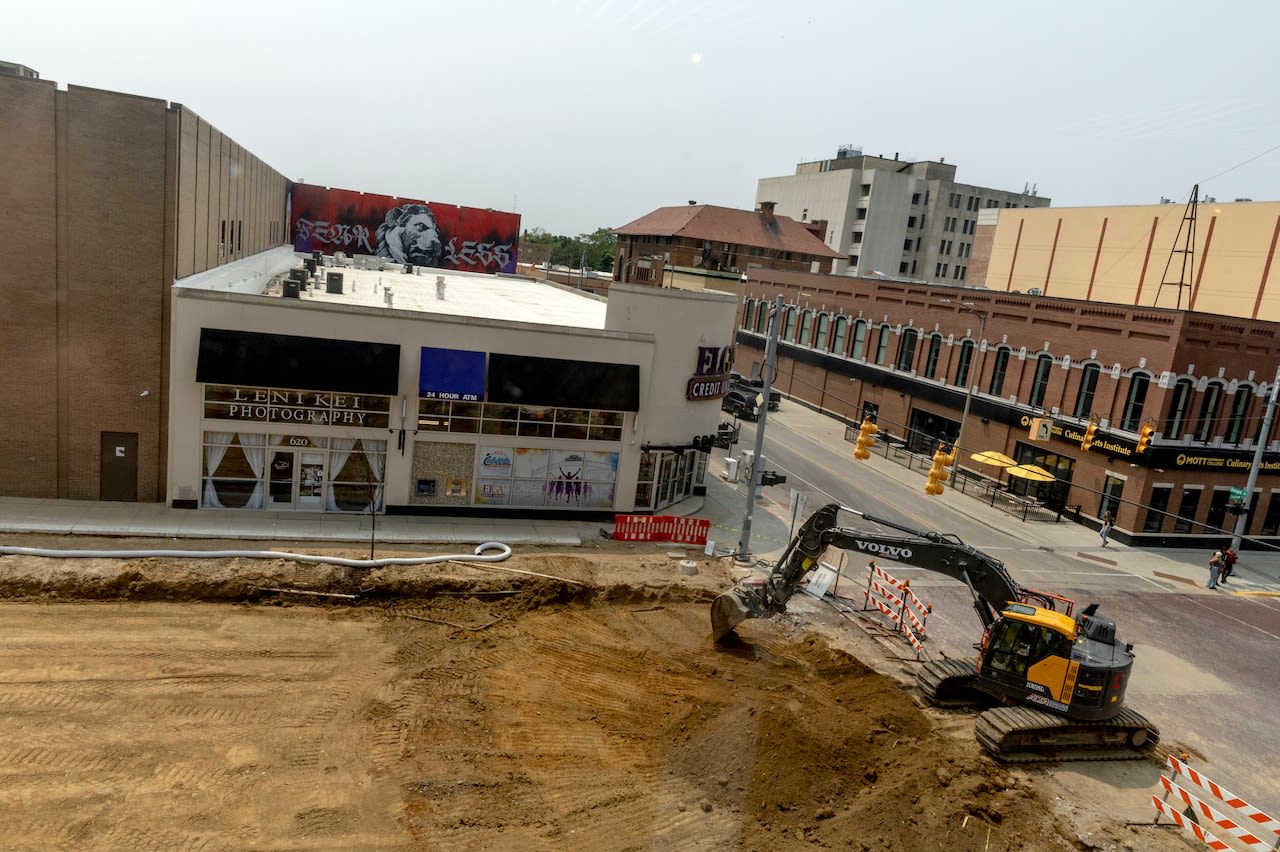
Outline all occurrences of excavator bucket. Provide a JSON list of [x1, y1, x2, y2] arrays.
[[711, 588, 755, 642]]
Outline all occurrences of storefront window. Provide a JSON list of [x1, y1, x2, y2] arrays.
[[1172, 488, 1202, 534], [1143, 487, 1171, 533], [419, 400, 624, 443]]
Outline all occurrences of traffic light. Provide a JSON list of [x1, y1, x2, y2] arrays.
[[691, 435, 714, 452], [1136, 423, 1155, 454], [760, 470, 787, 487], [1080, 420, 1098, 452], [854, 418, 879, 460], [925, 446, 952, 496]]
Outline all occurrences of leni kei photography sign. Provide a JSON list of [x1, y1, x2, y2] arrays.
[[203, 385, 391, 428]]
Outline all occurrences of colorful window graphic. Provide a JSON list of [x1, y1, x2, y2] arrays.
[[476, 447, 617, 508]]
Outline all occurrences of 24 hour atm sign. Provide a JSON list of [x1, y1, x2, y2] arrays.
[[686, 345, 734, 401]]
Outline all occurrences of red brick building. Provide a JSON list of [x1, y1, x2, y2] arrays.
[[613, 202, 841, 290], [738, 268, 1280, 549]]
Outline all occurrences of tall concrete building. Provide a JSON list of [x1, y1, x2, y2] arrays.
[[756, 146, 1049, 281]]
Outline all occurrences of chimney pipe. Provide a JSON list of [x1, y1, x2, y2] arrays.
[[759, 201, 776, 225]]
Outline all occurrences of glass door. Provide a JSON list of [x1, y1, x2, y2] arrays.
[[298, 452, 325, 509]]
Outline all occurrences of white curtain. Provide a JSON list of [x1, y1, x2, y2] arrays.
[[325, 437, 356, 511], [364, 440, 386, 512], [241, 433, 267, 509], [201, 431, 234, 508]]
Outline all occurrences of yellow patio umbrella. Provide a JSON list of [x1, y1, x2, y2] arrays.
[[1005, 464, 1055, 482], [970, 450, 1017, 468]]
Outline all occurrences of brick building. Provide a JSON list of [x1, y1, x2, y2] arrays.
[[0, 72, 290, 501], [612, 202, 841, 293], [738, 268, 1280, 549]]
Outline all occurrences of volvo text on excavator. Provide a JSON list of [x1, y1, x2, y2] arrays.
[[711, 503, 1159, 762]]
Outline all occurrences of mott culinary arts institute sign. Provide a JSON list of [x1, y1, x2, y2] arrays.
[[1018, 414, 1280, 471]]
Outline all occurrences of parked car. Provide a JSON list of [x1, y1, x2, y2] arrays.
[[728, 374, 780, 411], [721, 388, 761, 421]]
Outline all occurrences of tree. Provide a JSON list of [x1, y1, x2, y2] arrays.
[[521, 226, 616, 271]]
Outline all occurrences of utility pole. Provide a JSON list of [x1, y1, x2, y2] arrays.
[[736, 294, 783, 564], [1231, 364, 1280, 550]]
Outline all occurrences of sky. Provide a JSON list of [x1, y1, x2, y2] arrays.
[[11, 0, 1280, 236]]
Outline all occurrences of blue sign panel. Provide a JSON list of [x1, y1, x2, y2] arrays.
[[419, 347, 487, 401]]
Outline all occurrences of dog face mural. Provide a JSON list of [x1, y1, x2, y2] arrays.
[[376, 204, 444, 267]]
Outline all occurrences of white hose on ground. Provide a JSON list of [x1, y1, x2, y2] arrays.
[[0, 541, 513, 569]]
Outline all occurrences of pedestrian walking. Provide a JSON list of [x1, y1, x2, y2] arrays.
[[1207, 549, 1224, 589], [1099, 511, 1114, 547], [1220, 545, 1238, 583]]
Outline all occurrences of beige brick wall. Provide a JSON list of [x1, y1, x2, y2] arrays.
[[0, 77, 289, 501]]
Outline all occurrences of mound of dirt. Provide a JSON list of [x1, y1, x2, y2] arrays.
[[0, 545, 1191, 850]]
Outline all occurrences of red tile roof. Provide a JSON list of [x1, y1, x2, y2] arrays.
[[614, 205, 842, 259]]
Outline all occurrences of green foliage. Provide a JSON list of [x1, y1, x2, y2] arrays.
[[522, 226, 616, 271]]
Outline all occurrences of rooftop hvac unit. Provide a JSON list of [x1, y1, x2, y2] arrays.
[[326, 272, 344, 294], [304, 258, 317, 275], [282, 279, 300, 299]]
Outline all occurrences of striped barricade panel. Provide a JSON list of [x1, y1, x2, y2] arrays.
[[668, 517, 710, 545], [1151, 797, 1230, 851], [1164, 755, 1280, 846], [612, 515, 655, 541]]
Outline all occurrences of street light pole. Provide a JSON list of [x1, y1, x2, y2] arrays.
[[941, 300, 988, 455], [736, 293, 783, 564], [1231, 363, 1280, 551]]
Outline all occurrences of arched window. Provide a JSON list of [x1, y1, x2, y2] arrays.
[[851, 320, 868, 359], [1074, 363, 1100, 418], [923, 334, 942, 379], [1163, 378, 1193, 438], [1225, 387, 1253, 445], [875, 324, 892, 366], [988, 347, 1011, 396], [832, 317, 849, 354], [896, 329, 919, 371], [1195, 381, 1224, 442], [755, 302, 769, 333], [1120, 372, 1151, 431], [1028, 354, 1053, 408], [782, 307, 798, 341], [815, 313, 830, 350], [954, 340, 975, 389], [798, 310, 814, 346]]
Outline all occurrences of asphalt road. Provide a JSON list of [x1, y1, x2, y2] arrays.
[[728, 405, 1280, 823]]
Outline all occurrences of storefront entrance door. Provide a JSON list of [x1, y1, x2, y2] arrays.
[[268, 450, 326, 511]]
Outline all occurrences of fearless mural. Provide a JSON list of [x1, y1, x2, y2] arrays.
[[289, 183, 520, 274]]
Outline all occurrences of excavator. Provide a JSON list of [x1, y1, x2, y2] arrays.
[[711, 503, 1159, 762]]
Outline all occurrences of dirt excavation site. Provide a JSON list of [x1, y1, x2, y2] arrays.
[[0, 538, 1194, 851]]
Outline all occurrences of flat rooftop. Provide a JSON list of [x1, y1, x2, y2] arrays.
[[207, 257, 610, 330]]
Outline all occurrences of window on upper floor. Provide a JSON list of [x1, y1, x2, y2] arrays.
[[1163, 378, 1193, 438], [1028, 354, 1053, 408], [849, 254, 860, 266], [798, 310, 814, 345], [852, 320, 868, 359], [1120, 373, 1151, 431], [1225, 387, 1253, 445], [861, 183, 871, 196], [852, 231, 863, 244], [1074, 363, 1101, 418], [899, 261, 910, 273], [911, 192, 921, 205], [1194, 382, 1224, 443], [832, 316, 849, 354], [755, 301, 769, 334], [875, 324, 892, 365], [955, 340, 975, 389], [814, 313, 830, 350], [783, 307, 798, 341], [741, 299, 755, 329], [989, 347, 1011, 396], [908, 215, 917, 228], [896, 329, 918, 372], [855, 208, 868, 220], [923, 334, 942, 379]]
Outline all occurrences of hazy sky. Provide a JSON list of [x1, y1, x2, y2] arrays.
[[13, 1, 1280, 235]]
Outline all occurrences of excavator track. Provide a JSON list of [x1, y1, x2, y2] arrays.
[[974, 705, 1160, 763], [916, 658, 988, 708]]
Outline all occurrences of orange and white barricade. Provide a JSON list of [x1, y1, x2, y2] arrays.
[[612, 515, 710, 545], [1152, 754, 1280, 850], [861, 560, 932, 657]]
